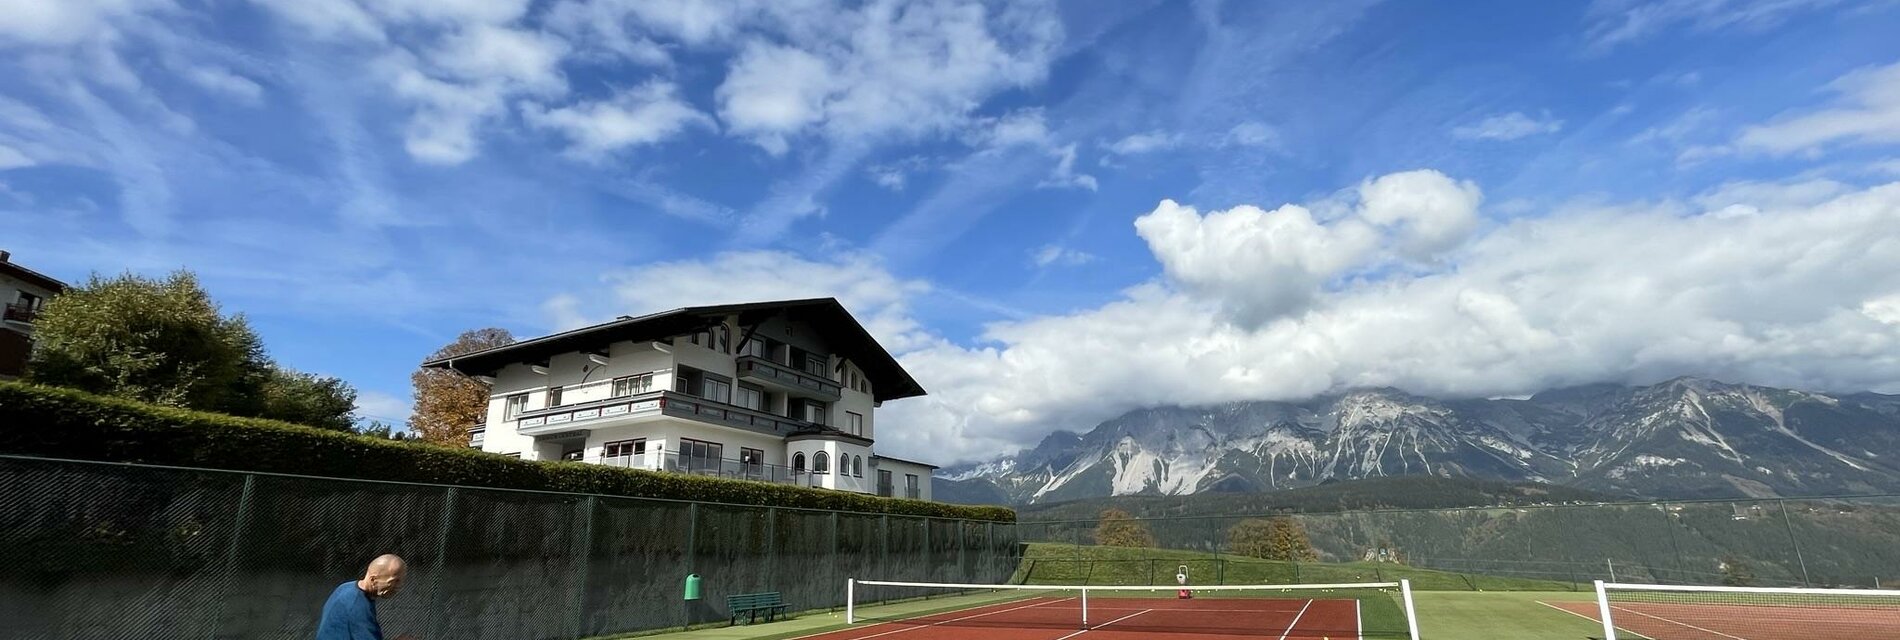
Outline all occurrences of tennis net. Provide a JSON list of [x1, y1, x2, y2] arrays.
[[1594, 580, 1900, 640], [845, 578, 1420, 639]]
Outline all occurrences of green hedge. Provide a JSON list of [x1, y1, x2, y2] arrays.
[[0, 381, 1014, 522]]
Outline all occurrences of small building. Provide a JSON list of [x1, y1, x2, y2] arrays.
[[422, 298, 936, 500], [0, 250, 67, 380]]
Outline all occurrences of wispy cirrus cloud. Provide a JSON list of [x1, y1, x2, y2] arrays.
[[1453, 111, 1565, 141]]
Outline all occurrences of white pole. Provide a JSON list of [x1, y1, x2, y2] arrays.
[[1595, 580, 1617, 640], [846, 578, 856, 624], [1081, 587, 1089, 627], [1400, 579, 1420, 640], [1607, 559, 1617, 583]]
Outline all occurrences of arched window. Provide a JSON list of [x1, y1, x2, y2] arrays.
[[793, 452, 807, 473], [854, 455, 863, 477], [814, 451, 830, 474], [715, 325, 730, 353]]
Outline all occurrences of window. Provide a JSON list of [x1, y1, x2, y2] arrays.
[[846, 412, 863, 436], [854, 455, 863, 477], [561, 449, 584, 461], [612, 374, 654, 397], [504, 394, 529, 419], [714, 325, 730, 353], [793, 348, 829, 377], [813, 451, 830, 474], [877, 469, 893, 497], [546, 386, 563, 408], [702, 375, 732, 404], [804, 400, 827, 426], [679, 438, 723, 473], [905, 474, 920, 499], [603, 439, 646, 458], [735, 384, 765, 411], [740, 448, 764, 476], [793, 452, 807, 473], [738, 336, 767, 359], [16, 291, 40, 309]]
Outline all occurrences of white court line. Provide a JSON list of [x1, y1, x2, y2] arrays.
[[1051, 609, 1152, 640], [795, 597, 1073, 640], [1355, 597, 1363, 640], [1611, 605, 1751, 640], [1277, 599, 1315, 640], [1533, 601, 1656, 640]]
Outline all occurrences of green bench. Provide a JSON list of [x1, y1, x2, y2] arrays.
[[726, 591, 790, 625]]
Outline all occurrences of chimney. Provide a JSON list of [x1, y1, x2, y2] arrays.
[[0, 250, 9, 263]]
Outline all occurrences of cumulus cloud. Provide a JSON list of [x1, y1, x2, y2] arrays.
[[1356, 170, 1484, 257], [1735, 60, 1900, 154], [1452, 111, 1564, 141], [874, 175, 1900, 463], [523, 82, 712, 157]]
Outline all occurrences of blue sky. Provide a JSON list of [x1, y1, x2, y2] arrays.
[[5, 0, 1900, 463]]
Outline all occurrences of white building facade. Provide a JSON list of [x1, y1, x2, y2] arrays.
[[425, 299, 935, 500], [0, 250, 67, 381]]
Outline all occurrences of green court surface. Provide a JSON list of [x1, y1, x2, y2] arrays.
[[616, 590, 1611, 640]]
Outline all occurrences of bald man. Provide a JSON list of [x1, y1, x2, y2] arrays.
[[316, 554, 416, 640]]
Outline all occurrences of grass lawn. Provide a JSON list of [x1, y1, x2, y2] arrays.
[[1414, 591, 1607, 640]]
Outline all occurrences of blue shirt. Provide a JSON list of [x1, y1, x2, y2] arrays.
[[315, 581, 384, 640]]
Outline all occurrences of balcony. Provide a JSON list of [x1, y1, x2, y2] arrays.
[[737, 355, 841, 401], [3, 303, 37, 324], [468, 427, 486, 449], [599, 451, 821, 488], [512, 390, 816, 438]]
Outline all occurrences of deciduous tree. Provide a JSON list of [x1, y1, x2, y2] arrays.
[[1094, 508, 1158, 548], [408, 328, 515, 445], [1227, 517, 1318, 561]]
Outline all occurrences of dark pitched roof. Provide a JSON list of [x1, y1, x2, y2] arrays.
[[0, 257, 67, 294], [421, 298, 925, 402], [871, 453, 940, 470]]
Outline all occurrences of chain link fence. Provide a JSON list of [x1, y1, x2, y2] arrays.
[[1017, 496, 1900, 591], [0, 455, 1020, 640]]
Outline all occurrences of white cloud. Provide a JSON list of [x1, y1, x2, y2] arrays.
[[183, 65, 265, 104], [0, 144, 33, 170], [714, 1, 1061, 150], [1356, 169, 1484, 258], [246, 0, 384, 41], [555, 250, 935, 353], [1032, 244, 1095, 267], [1735, 61, 1900, 154], [866, 156, 930, 191], [1038, 143, 1097, 191], [1693, 177, 1850, 213], [0, 0, 168, 47], [1224, 121, 1281, 149], [1105, 130, 1181, 155], [523, 82, 712, 157], [354, 390, 413, 426], [1452, 111, 1564, 141], [1583, 0, 1842, 51], [887, 175, 1900, 463]]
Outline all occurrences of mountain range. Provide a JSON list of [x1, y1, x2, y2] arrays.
[[936, 378, 1900, 504]]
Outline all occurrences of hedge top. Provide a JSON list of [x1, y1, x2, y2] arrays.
[[0, 381, 1014, 522]]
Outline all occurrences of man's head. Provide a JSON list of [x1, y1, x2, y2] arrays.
[[359, 554, 407, 599]]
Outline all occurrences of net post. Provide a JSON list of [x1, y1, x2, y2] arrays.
[[846, 578, 855, 624], [1080, 586, 1088, 627], [1594, 580, 1617, 640], [1400, 579, 1420, 640]]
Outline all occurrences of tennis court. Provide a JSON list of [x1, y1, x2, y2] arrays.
[[820, 579, 1418, 640], [1540, 581, 1900, 640]]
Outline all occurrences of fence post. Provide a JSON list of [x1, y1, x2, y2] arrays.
[[922, 517, 932, 583], [683, 503, 697, 627], [1661, 501, 1687, 584], [956, 520, 967, 582], [1148, 559, 1156, 585], [427, 487, 459, 638], [830, 512, 841, 609], [766, 507, 778, 590], [570, 496, 597, 639], [1778, 501, 1812, 587], [212, 473, 257, 639]]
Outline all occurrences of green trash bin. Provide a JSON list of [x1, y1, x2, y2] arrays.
[[684, 574, 701, 601]]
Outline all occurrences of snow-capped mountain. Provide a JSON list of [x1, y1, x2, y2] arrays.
[[935, 378, 1900, 504]]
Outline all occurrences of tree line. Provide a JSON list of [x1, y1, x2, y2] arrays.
[[23, 269, 513, 445], [1093, 508, 1318, 561]]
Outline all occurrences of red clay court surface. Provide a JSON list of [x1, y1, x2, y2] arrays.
[[804, 596, 1372, 640], [1543, 600, 1900, 640]]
